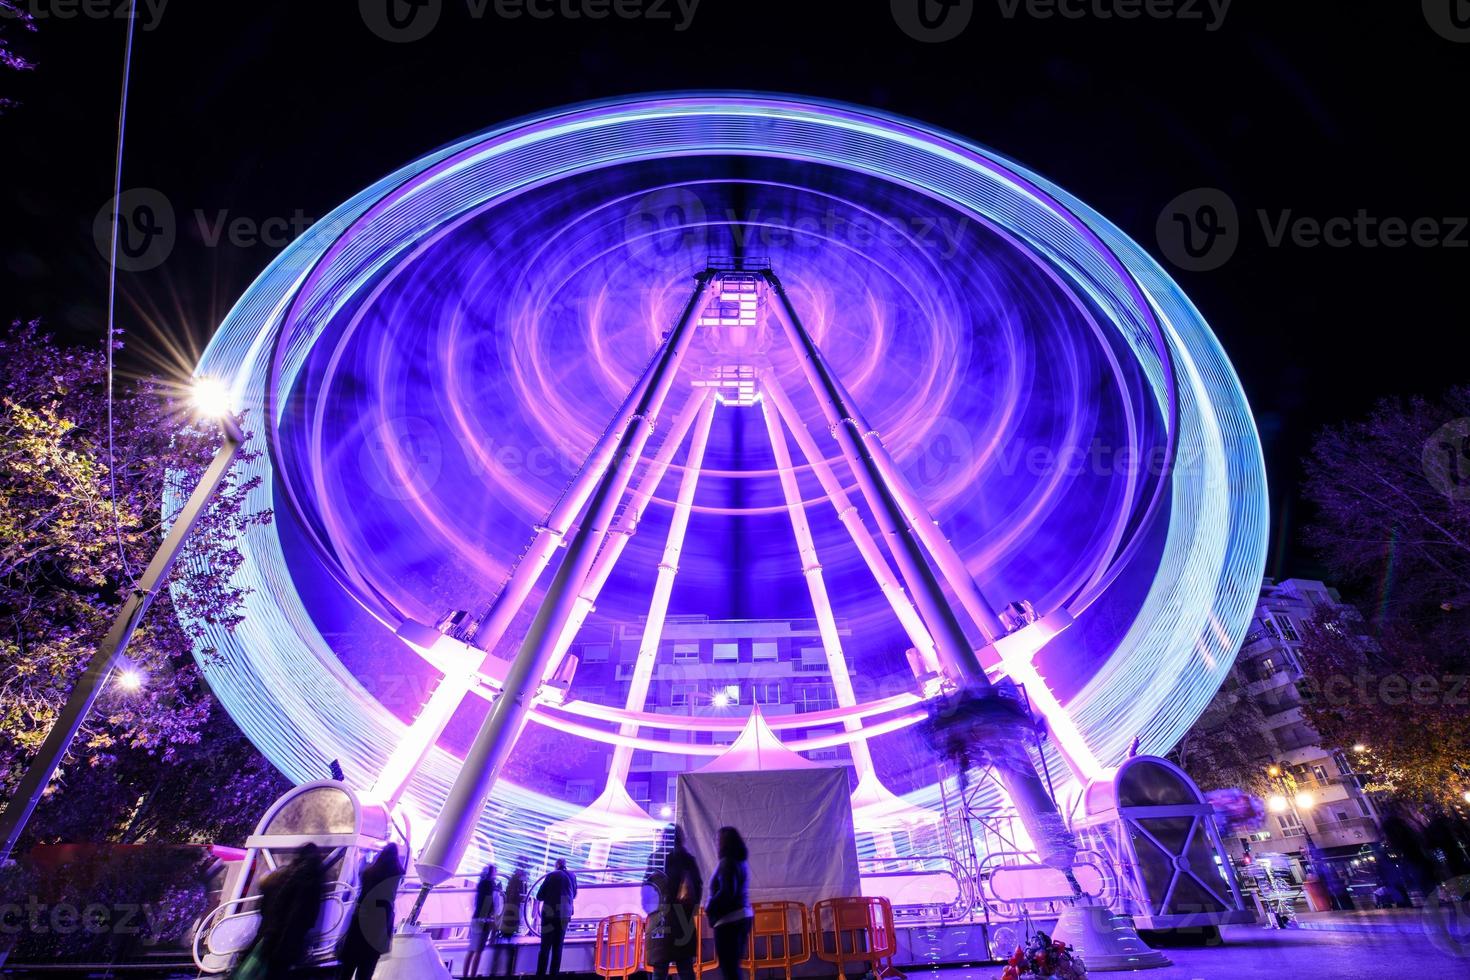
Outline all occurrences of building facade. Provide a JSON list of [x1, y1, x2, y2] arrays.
[[564, 615, 870, 812], [1215, 578, 1385, 880]]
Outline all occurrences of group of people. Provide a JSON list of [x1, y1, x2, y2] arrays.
[[643, 826, 753, 980], [231, 824, 755, 980]]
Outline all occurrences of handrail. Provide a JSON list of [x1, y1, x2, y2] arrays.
[[858, 853, 973, 920]]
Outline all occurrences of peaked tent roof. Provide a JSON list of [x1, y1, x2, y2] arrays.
[[699, 704, 827, 773], [545, 779, 667, 844], [849, 768, 941, 832]]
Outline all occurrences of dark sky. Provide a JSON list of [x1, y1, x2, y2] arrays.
[[2, 0, 1466, 579]]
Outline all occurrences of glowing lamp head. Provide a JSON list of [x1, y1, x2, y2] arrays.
[[1266, 764, 1282, 778], [190, 377, 233, 419], [711, 691, 731, 708], [1267, 794, 1288, 813], [1462, 791, 1470, 805], [1294, 792, 1314, 811], [658, 805, 673, 819], [116, 669, 144, 692], [1352, 744, 1367, 753]]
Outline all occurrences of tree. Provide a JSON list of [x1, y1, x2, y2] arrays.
[[0, 322, 288, 846], [1295, 610, 1470, 811], [1171, 677, 1275, 798], [1302, 386, 1470, 630], [0, 0, 36, 113], [1299, 386, 1470, 813]]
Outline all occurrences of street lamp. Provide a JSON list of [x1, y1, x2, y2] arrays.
[[0, 378, 247, 864]]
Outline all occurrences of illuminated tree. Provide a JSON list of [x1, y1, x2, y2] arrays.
[[0, 322, 287, 845]]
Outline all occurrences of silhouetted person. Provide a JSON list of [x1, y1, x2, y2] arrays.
[[465, 863, 502, 978], [240, 843, 327, 979], [535, 859, 577, 978], [646, 829, 703, 980], [336, 843, 405, 980], [706, 828, 752, 980], [492, 862, 529, 977]]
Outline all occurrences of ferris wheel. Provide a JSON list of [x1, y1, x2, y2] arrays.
[[185, 94, 1267, 876]]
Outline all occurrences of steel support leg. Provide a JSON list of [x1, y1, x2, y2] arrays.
[[761, 375, 940, 674], [411, 272, 714, 890], [543, 386, 715, 683], [469, 341, 665, 654], [0, 417, 246, 863], [760, 397, 875, 777], [607, 392, 719, 786], [764, 272, 1077, 872]]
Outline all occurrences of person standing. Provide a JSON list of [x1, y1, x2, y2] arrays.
[[534, 859, 578, 978], [705, 828, 752, 980], [336, 843, 406, 980], [464, 862, 502, 978], [234, 843, 327, 980], [492, 862, 529, 976], [646, 829, 703, 980]]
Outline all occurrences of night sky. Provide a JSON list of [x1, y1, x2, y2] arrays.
[[3, 1, 1465, 579]]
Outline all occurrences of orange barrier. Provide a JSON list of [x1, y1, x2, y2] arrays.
[[693, 910, 719, 980], [812, 896, 905, 980], [594, 913, 644, 980], [748, 900, 811, 980]]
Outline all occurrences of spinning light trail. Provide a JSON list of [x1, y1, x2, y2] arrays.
[[180, 94, 1268, 872]]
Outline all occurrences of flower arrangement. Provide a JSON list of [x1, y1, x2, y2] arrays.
[[999, 931, 1088, 979]]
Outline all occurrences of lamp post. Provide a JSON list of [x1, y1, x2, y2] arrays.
[[0, 380, 246, 864], [1267, 763, 1351, 911]]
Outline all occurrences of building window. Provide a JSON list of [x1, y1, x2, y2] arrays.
[[581, 643, 610, 663], [796, 684, 837, 712], [628, 780, 650, 803], [670, 683, 697, 708], [796, 646, 827, 672], [1357, 797, 1372, 817], [752, 641, 779, 662], [666, 776, 680, 804], [1273, 615, 1301, 642], [1277, 811, 1304, 836], [1259, 658, 1275, 677], [672, 642, 701, 664], [1262, 616, 1279, 637], [567, 780, 595, 803], [713, 642, 740, 663], [1311, 764, 1329, 783], [753, 683, 783, 705]]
